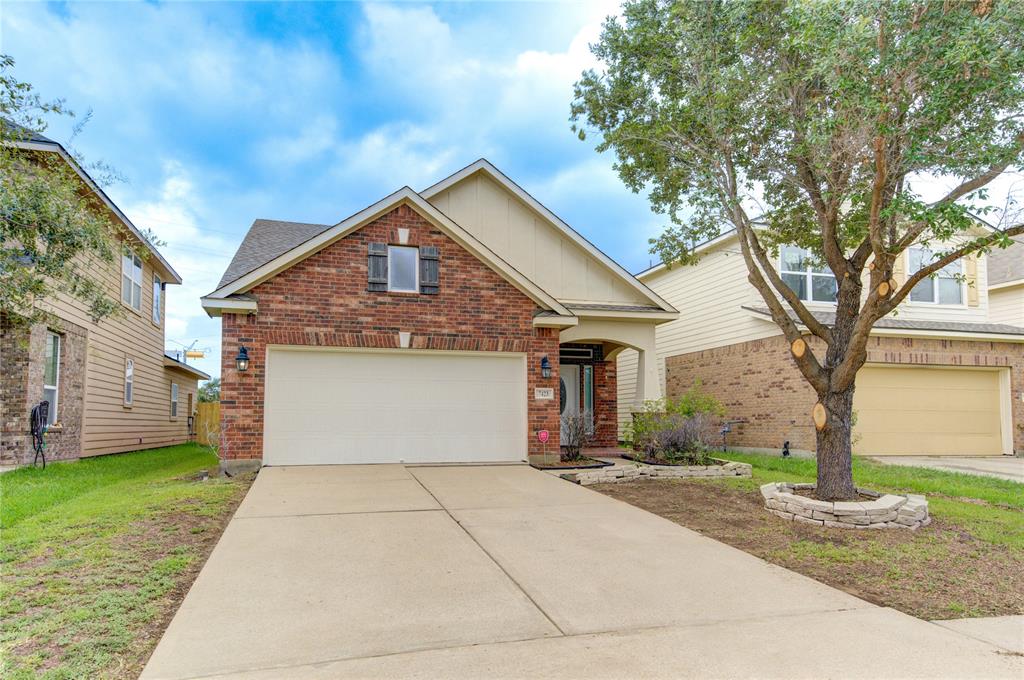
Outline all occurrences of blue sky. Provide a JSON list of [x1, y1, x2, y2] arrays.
[[2, 0, 667, 380]]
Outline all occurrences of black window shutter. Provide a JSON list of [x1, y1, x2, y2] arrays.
[[368, 242, 388, 291], [420, 246, 439, 294]]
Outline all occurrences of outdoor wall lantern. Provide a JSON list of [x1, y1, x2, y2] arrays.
[[540, 355, 552, 379], [235, 345, 250, 372]]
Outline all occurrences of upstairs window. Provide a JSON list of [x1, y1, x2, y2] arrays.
[[387, 246, 418, 293], [780, 245, 837, 303], [152, 274, 162, 324], [909, 247, 963, 305], [43, 332, 60, 425], [122, 252, 142, 311]]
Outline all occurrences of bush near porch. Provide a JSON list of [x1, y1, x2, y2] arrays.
[[593, 452, 1024, 620], [0, 444, 253, 679]]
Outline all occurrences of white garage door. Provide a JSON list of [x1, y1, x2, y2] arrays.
[[853, 365, 1009, 456], [263, 348, 527, 465]]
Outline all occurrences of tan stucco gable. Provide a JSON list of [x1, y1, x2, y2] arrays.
[[422, 160, 675, 312]]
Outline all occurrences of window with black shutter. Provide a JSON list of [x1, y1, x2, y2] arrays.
[[368, 242, 388, 291]]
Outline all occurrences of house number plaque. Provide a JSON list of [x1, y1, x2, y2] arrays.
[[534, 387, 554, 400]]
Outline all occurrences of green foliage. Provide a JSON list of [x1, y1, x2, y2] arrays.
[[197, 377, 221, 403], [572, 0, 1024, 268], [0, 54, 155, 326], [625, 381, 725, 462]]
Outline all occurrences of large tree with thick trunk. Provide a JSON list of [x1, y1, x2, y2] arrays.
[[572, 0, 1024, 500]]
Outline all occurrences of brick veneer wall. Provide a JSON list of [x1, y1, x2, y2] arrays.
[[590, 360, 618, 447], [1, 315, 87, 465], [665, 333, 1023, 454], [219, 203, 562, 463]]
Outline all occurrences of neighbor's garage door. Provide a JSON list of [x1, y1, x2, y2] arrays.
[[853, 365, 1007, 456], [263, 348, 527, 465]]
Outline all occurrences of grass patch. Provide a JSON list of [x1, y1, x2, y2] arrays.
[[594, 452, 1023, 620], [0, 444, 252, 679]]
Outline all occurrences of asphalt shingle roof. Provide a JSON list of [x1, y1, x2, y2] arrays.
[[744, 306, 1024, 336], [987, 237, 1024, 285], [217, 219, 333, 289]]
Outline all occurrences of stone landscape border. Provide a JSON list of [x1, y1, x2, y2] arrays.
[[761, 482, 930, 529], [560, 458, 752, 486]]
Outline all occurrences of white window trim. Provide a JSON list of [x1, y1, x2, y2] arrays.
[[43, 331, 60, 426], [124, 357, 134, 406], [779, 246, 837, 304], [170, 382, 179, 418], [906, 248, 967, 308], [122, 252, 143, 312], [152, 274, 162, 325], [387, 245, 419, 293]]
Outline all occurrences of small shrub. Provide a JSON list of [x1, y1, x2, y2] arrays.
[[642, 413, 715, 465], [625, 380, 725, 454], [561, 411, 593, 462]]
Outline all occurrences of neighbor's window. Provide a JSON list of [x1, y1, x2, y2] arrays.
[[43, 331, 60, 425], [388, 246, 418, 293], [124, 358, 134, 405], [152, 274, 162, 324], [909, 247, 963, 305], [780, 245, 837, 302], [170, 383, 179, 417], [122, 252, 143, 311]]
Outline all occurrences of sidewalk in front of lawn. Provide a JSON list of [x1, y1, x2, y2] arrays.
[[871, 455, 1024, 483]]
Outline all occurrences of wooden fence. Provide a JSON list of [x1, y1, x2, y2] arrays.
[[194, 402, 220, 447]]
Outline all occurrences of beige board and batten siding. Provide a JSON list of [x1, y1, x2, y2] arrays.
[[426, 172, 652, 307], [41, 252, 197, 456]]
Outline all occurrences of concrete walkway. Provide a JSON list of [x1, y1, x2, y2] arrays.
[[871, 456, 1024, 483], [933, 615, 1024, 654], [143, 465, 1023, 679]]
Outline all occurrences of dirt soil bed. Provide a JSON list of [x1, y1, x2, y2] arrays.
[[594, 478, 1024, 620], [531, 457, 611, 469]]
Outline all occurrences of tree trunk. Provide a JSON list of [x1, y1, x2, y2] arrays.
[[815, 385, 858, 501]]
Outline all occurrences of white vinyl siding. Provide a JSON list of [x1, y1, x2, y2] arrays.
[[987, 286, 1024, 327], [122, 253, 143, 311], [43, 332, 60, 425]]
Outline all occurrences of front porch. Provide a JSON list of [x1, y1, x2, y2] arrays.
[[536, 315, 665, 465]]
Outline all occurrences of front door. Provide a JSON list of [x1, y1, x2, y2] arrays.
[[560, 364, 580, 445]]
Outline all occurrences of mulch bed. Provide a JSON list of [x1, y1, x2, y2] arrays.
[[622, 452, 720, 467], [593, 478, 1024, 620], [531, 457, 612, 470]]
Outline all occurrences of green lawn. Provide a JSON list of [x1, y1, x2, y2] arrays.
[[0, 444, 252, 679], [718, 452, 1024, 548]]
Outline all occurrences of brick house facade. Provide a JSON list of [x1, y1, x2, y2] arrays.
[[666, 334, 1024, 454], [218, 204, 572, 463]]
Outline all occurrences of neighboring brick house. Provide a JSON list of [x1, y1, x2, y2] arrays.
[[202, 160, 677, 469], [619, 230, 1024, 457], [1, 129, 209, 467]]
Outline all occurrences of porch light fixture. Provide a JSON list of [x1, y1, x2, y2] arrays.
[[235, 345, 250, 372], [540, 355, 552, 379]]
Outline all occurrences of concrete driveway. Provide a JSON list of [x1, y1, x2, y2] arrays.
[[871, 456, 1024, 483], [143, 465, 1022, 679]]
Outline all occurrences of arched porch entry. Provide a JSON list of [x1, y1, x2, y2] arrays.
[[558, 319, 662, 452]]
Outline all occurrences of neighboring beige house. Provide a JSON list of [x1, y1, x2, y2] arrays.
[[618, 230, 1024, 457], [987, 236, 1024, 328], [0, 129, 209, 466]]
